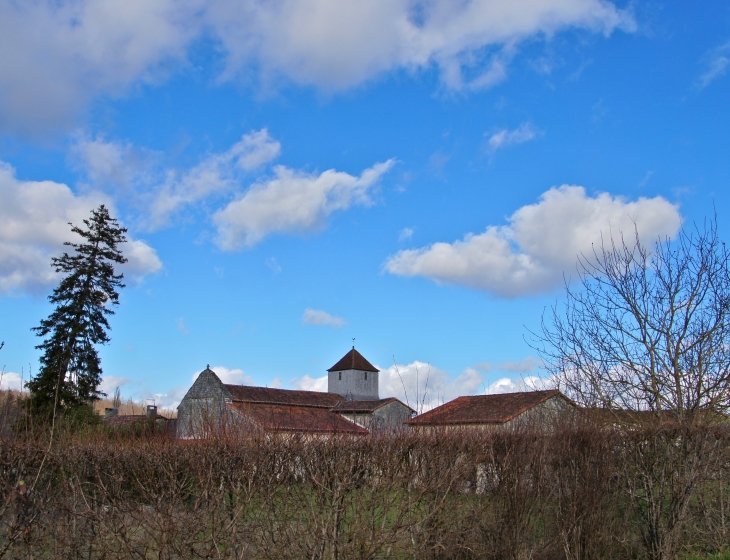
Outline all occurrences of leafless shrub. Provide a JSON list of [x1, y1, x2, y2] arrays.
[[0, 406, 729, 559]]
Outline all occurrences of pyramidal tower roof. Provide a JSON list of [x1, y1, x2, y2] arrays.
[[327, 348, 379, 373]]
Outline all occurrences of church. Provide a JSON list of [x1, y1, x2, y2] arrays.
[[176, 347, 415, 438]]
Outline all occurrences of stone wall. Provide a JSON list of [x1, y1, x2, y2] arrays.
[[176, 369, 232, 439], [338, 400, 413, 431], [328, 369, 379, 400]]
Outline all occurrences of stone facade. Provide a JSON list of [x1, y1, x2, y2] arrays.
[[337, 399, 414, 431], [328, 369, 379, 401], [176, 367, 234, 439]]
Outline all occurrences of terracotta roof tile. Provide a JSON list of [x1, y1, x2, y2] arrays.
[[327, 348, 379, 372], [333, 398, 415, 414], [228, 403, 368, 434], [223, 385, 344, 408], [406, 390, 563, 426]]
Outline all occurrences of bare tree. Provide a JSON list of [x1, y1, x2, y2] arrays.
[[534, 217, 730, 424], [532, 216, 730, 560]]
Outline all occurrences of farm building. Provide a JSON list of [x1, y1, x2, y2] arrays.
[[405, 390, 575, 431], [176, 347, 414, 438]]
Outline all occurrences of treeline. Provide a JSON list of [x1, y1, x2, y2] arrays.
[[1, 415, 729, 559]]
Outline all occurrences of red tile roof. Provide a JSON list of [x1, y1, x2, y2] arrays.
[[228, 403, 368, 434], [333, 398, 415, 414], [406, 390, 564, 426], [327, 348, 379, 372], [224, 385, 344, 408]]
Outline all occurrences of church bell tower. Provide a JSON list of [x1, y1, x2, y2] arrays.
[[327, 346, 379, 401]]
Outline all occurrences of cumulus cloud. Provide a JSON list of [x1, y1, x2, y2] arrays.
[[385, 185, 681, 298], [302, 308, 346, 328], [696, 40, 730, 90], [208, 0, 633, 92], [149, 129, 281, 229], [0, 0, 632, 134], [71, 135, 151, 193], [0, 371, 23, 392], [379, 361, 484, 412], [138, 386, 188, 412], [232, 129, 282, 171], [0, 0, 200, 135], [292, 374, 328, 393], [485, 375, 555, 394], [214, 159, 395, 249], [71, 132, 390, 244], [290, 360, 483, 411], [0, 162, 161, 294], [72, 129, 282, 230], [486, 122, 539, 151]]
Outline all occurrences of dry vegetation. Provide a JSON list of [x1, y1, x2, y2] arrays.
[[1, 395, 729, 560], [91, 397, 177, 419]]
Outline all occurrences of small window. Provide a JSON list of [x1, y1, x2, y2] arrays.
[[365, 372, 367, 381], [338, 372, 341, 381]]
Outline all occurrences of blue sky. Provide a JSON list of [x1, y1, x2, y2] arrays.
[[0, 0, 728, 410]]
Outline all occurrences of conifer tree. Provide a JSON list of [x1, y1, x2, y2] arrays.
[[27, 205, 127, 414]]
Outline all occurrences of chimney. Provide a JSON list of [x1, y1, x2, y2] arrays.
[[104, 407, 118, 418], [146, 405, 157, 420]]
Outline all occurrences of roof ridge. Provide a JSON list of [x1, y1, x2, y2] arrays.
[[228, 399, 335, 409]]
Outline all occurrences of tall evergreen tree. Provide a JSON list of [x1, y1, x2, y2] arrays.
[[27, 205, 127, 414]]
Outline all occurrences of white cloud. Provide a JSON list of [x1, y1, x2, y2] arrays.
[[0, 371, 23, 392], [291, 374, 328, 392], [99, 375, 131, 395], [71, 135, 150, 193], [0, 162, 161, 294], [124, 239, 164, 278], [485, 375, 555, 394], [486, 122, 539, 151], [696, 40, 730, 90], [378, 361, 484, 412], [192, 365, 254, 386], [0, 0, 201, 135], [232, 129, 282, 171], [399, 227, 414, 242], [71, 132, 390, 244], [214, 159, 395, 249], [149, 130, 281, 229], [138, 386, 188, 412], [385, 185, 681, 298], [289, 361, 484, 410], [302, 308, 346, 328], [0, 0, 632, 135], [207, 0, 633, 92], [72, 129, 281, 230]]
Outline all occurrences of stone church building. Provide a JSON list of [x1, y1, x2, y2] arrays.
[[176, 347, 414, 438]]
